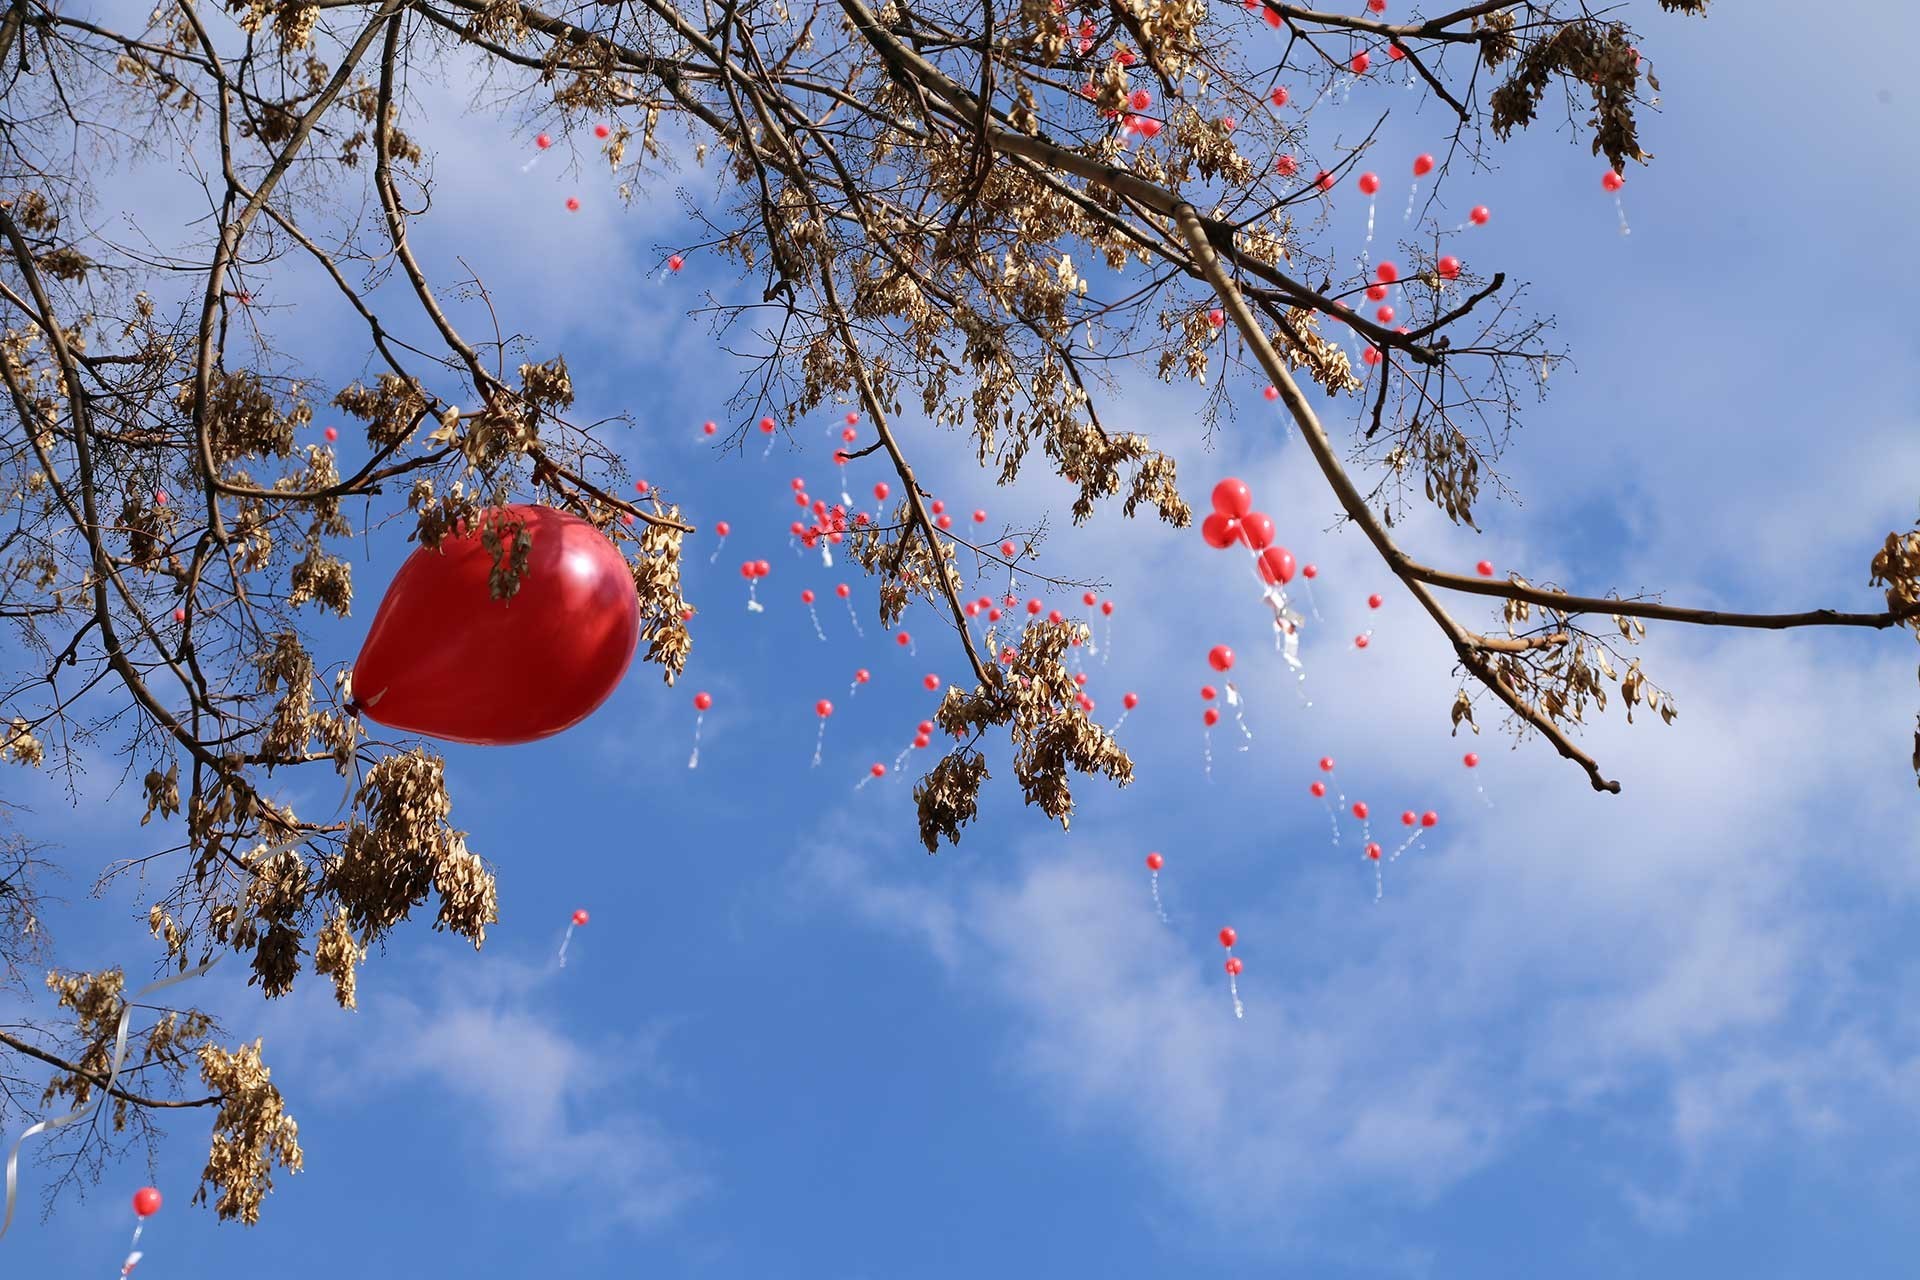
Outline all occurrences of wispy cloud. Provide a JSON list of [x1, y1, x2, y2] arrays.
[[262, 952, 709, 1233]]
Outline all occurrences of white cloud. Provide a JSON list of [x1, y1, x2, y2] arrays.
[[260, 953, 709, 1232]]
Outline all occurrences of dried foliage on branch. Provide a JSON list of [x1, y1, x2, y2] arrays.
[[0, 0, 1911, 1231]]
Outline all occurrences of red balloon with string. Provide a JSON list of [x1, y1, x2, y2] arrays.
[[352, 506, 639, 745]]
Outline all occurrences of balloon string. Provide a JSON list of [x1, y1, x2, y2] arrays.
[[891, 743, 913, 774], [1388, 829, 1424, 863], [519, 153, 542, 173], [1, 957, 219, 1242], [1372, 854, 1385, 902], [819, 541, 833, 568], [1614, 193, 1632, 237], [1101, 616, 1112, 664], [1474, 779, 1494, 809], [687, 712, 703, 769], [1111, 708, 1130, 734], [807, 604, 826, 642], [1301, 577, 1323, 621], [707, 537, 726, 565], [1403, 180, 1420, 224], [1320, 794, 1342, 846], [1362, 196, 1376, 265], [746, 582, 763, 613], [760, 433, 776, 460], [1227, 964, 1245, 1020], [1148, 870, 1167, 924], [854, 771, 874, 792], [811, 719, 828, 768], [906, 636, 916, 658], [121, 1217, 145, 1275], [1203, 728, 1213, 782], [1224, 683, 1253, 748], [843, 598, 864, 638], [3, 765, 356, 1242], [556, 922, 575, 968]]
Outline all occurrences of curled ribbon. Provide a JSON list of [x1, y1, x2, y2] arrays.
[[1, 765, 356, 1244], [0, 956, 220, 1241]]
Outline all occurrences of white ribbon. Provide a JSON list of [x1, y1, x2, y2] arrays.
[[3, 768, 355, 1242], [1, 957, 218, 1241]]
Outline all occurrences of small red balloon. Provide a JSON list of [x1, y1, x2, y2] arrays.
[[1203, 707, 1220, 726], [1421, 810, 1438, 827], [816, 700, 834, 717], [1476, 559, 1495, 577], [923, 674, 940, 690], [1469, 205, 1491, 225], [1123, 692, 1139, 709], [1464, 752, 1479, 768], [1368, 594, 1383, 609], [352, 507, 639, 745], [1201, 685, 1217, 701], [1351, 51, 1370, 73], [1270, 87, 1289, 108], [1218, 927, 1237, 948], [1375, 261, 1399, 284], [1402, 811, 1417, 826], [1437, 255, 1462, 280], [1365, 843, 1382, 861], [1602, 170, 1625, 192], [1145, 852, 1163, 871], [694, 691, 712, 711], [1319, 757, 1334, 771], [896, 632, 911, 647], [1413, 153, 1434, 176], [132, 1188, 162, 1218], [572, 909, 589, 926], [855, 668, 870, 683], [1352, 802, 1368, 819], [1303, 563, 1318, 579], [1225, 956, 1243, 975], [323, 426, 339, 442], [870, 762, 886, 777], [1354, 633, 1371, 648], [1208, 645, 1234, 672], [1357, 172, 1381, 196], [1310, 781, 1326, 797]]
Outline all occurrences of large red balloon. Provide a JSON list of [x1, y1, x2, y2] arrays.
[[1238, 511, 1275, 550], [1211, 478, 1253, 519], [352, 505, 640, 745], [1257, 545, 1295, 585], [1200, 512, 1241, 549]]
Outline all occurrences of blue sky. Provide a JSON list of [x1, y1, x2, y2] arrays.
[[6, 1, 1920, 1276]]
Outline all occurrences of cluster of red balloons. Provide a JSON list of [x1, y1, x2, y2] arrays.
[[1199, 477, 1294, 586]]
